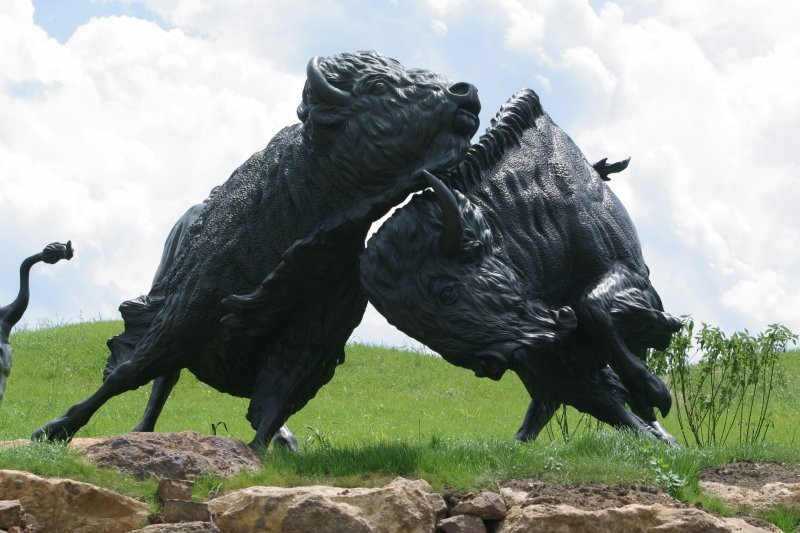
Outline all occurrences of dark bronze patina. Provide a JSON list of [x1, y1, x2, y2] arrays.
[[32, 51, 480, 448], [362, 89, 680, 445]]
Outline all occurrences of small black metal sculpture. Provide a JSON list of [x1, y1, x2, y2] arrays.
[[33, 51, 481, 447], [1, 241, 73, 404], [361, 89, 681, 444]]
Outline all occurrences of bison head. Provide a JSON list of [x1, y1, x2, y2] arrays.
[[361, 172, 576, 379], [297, 51, 481, 194]]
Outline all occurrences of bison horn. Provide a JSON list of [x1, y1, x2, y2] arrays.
[[306, 56, 353, 107], [422, 170, 464, 258]]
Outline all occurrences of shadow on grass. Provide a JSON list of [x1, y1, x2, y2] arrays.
[[270, 440, 426, 478]]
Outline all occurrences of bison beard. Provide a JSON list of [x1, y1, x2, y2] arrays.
[[31, 51, 481, 448], [361, 89, 681, 445]]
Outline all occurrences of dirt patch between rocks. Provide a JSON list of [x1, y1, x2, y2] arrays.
[[487, 461, 800, 511], [699, 460, 800, 491], [493, 481, 689, 510], [464, 462, 799, 532]]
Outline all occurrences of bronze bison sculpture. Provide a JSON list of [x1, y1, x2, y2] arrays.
[[33, 51, 481, 447], [361, 89, 680, 444]]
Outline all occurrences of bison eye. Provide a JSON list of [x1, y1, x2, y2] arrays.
[[368, 79, 388, 94]]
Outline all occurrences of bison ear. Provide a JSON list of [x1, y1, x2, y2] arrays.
[[306, 56, 353, 107]]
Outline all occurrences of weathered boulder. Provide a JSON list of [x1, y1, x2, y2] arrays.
[[427, 492, 449, 521], [700, 481, 800, 513], [158, 478, 194, 502], [0, 500, 38, 532], [163, 500, 211, 524], [0, 500, 23, 530], [70, 431, 262, 480], [449, 492, 507, 520], [278, 496, 372, 533], [438, 514, 486, 533], [497, 489, 777, 533], [0, 469, 149, 533], [208, 477, 438, 533]]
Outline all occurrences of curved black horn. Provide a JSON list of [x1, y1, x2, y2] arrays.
[[306, 56, 353, 106], [422, 170, 464, 258]]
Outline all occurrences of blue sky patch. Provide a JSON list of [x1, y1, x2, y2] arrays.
[[32, 0, 164, 43]]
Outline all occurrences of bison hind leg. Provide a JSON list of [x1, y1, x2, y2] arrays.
[[32, 360, 149, 442], [563, 367, 656, 436], [132, 371, 181, 432]]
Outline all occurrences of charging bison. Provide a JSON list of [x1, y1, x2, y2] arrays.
[[33, 51, 481, 447], [361, 89, 681, 444]]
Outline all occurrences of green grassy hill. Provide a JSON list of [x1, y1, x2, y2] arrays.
[[3, 321, 797, 448], [1, 321, 798, 530], [0, 321, 535, 444]]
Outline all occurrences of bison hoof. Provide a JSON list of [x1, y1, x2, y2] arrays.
[[31, 417, 75, 443], [271, 425, 300, 452], [131, 421, 156, 432], [646, 420, 680, 447], [646, 375, 672, 418], [272, 433, 300, 452]]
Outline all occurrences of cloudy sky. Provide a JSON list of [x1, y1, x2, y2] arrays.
[[1, 0, 798, 349]]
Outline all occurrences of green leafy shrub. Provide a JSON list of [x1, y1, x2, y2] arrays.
[[650, 320, 797, 447]]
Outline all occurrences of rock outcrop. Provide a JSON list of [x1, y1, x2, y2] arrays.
[[700, 481, 800, 514], [0, 470, 149, 533], [207, 477, 438, 533], [70, 431, 262, 480], [497, 500, 777, 532], [0, 499, 39, 532], [1, 434, 796, 532], [0, 470, 788, 533]]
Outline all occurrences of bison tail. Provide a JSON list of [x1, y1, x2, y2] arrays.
[[104, 294, 164, 381]]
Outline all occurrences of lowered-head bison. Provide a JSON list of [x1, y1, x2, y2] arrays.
[[33, 50, 481, 447], [361, 89, 681, 445]]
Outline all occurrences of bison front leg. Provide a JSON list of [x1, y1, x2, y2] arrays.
[[514, 398, 560, 442], [247, 342, 338, 451], [578, 266, 677, 418], [566, 367, 659, 438], [605, 331, 671, 417]]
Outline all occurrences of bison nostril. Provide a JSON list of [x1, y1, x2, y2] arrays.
[[447, 82, 481, 117], [448, 82, 472, 96]]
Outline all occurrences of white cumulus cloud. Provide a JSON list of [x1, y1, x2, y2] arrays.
[[486, 0, 800, 334], [0, 3, 303, 326], [2, 0, 798, 347]]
